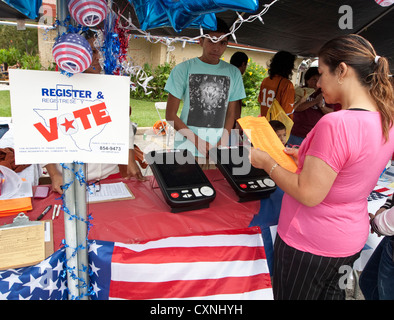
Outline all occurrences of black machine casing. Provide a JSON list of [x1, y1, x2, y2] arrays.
[[145, 149, 216, 213], [211, 146, 276, 202]]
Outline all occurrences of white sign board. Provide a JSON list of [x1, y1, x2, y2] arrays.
[[9, 69, 130, 165]]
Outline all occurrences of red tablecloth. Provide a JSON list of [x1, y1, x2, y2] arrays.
[[0, 170, 260, 250]]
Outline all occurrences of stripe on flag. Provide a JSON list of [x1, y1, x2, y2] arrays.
[[374, 186, 393, 196], [95, 227, 273, 300]]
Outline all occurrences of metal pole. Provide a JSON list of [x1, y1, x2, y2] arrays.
[[62, 164, 79, 299], [56, 0, 80, 300], [74, 162, 89, 299]]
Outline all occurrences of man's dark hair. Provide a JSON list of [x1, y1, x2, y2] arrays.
[[204, 17, 230, 37], [215, 18, 230, 34], [230, 51, 248, 68]]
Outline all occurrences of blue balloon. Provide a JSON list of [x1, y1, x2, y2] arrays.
[[161, 0, 222, 32], [208, 0, 259, 13], [181, 0, 259, 15], [131, 0, 169, 30], [130, 0, 258, 33], [131, 0, 217, 32], [3, 0, 42, 19]]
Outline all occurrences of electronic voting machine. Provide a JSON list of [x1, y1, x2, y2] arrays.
[[212, 145, 276, 202], [145, 149, 216, 213]]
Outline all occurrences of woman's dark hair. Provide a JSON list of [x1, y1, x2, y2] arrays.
[[268, 51, 296, 79], [318, 34, 394, 141], [81, 29, 96, 40]]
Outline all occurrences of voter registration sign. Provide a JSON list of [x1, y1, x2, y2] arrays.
[[9, 69, 130, 165]]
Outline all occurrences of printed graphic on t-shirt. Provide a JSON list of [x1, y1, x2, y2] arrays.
[[187, 74, 230, 128]]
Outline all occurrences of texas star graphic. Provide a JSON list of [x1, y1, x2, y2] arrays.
[[33, 84, 109, 152]]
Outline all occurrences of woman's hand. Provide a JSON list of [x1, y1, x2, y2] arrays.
[[250, 148, 273, 171], [369, 208, 385, 235], [283, 147, 300, 166]]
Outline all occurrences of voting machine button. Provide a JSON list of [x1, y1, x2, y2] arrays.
[[192, 188, 202, 197], [200, 186, 214, 196], [256, 179, 264, 188], [263, 178, 275, 187]]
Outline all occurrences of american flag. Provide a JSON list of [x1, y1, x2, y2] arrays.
[[68, 0, 108, 27], [52, 33, 93, 74], [90, 227, 272, 300], [373, 186, 393, 197], [0, 248, 67, 300], [1, 227, 272, 300]]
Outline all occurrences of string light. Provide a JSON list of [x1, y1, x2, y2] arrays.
[[115, 0, 278, 47]]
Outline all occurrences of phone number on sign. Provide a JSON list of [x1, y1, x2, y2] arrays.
[[100, 146, 122, 152]]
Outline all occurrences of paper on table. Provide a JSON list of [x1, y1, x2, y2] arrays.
[[237, 116, 298, 173], [87, 182, 135, 203], [0, 223, 45, 270], [0, 197, 32, 217]]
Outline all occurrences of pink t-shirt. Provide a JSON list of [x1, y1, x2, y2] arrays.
[[278, 110, 394, 257]]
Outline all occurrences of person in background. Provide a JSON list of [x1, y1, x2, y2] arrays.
[[269, 120, 287, 146], [165, 19, 245, 167], [230, 51, 248, 75], [288, 67, 334, 146], [258, 51, 296, 119], [44, 30, 145, 194], [359, 194, 394, 300], [251, 34, 394, 300], [230, 51, 249, 124]]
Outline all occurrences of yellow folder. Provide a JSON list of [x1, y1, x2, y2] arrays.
[[237, 116, 298, 173]]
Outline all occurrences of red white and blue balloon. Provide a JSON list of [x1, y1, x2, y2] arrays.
[[52, 33, 93, 74], [68, 0, 108, 27], [375, 0, 394, 6]]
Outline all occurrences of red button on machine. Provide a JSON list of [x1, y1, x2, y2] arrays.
[[171, 192, 179, 198], [240, 184, 247, 189]]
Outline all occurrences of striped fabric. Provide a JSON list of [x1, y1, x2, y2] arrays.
[[89, 227, 273, 300]]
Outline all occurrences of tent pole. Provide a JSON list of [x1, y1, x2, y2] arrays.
[[355, 6, 394, 34], [74, 162, 89, 299], [62, 163, 79, 299], [56, 0, 80, 300]]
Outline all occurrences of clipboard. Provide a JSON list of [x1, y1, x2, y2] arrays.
[[87, 182, 135, 203], [0, 213, 54, 270]]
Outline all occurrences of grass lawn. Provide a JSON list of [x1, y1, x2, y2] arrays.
[[0, 91, 11, 117], [0, 90, 260, 127]]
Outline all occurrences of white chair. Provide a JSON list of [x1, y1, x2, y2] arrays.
[[154, 102, 173, 147]]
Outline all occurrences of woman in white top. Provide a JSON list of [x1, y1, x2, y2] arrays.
[[359, 195, 394, 300]]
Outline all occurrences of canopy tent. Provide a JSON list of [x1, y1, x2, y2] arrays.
[[1, 0, 393, 70], [112, 0, 394, 71]]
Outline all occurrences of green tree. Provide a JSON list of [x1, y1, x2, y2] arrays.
[[130, 61, 175, 101], [0, 47, 22, 66], [0, 25, 38, 55], [129, 58, 267, 110], [242, 59, 268, 109]]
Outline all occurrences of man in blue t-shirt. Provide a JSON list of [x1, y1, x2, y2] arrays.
[[165, 19, 246, 165]]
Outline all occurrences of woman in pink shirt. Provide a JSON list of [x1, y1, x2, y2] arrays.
[[251, 34, 394, 300]]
